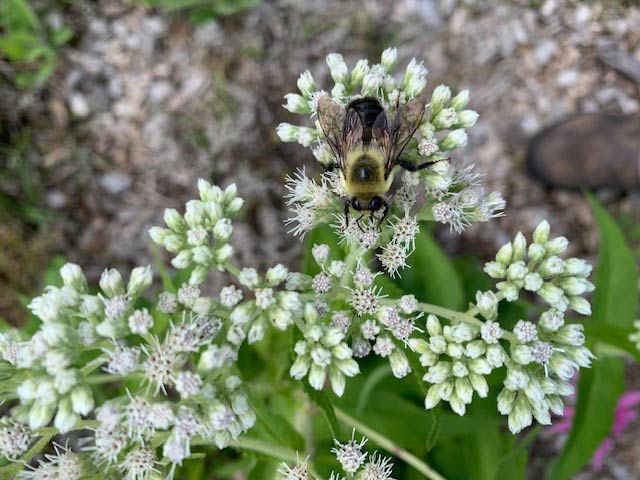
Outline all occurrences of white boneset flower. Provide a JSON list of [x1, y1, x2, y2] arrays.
[[332, 430, 368, 475], [128, 309, 153, 335]]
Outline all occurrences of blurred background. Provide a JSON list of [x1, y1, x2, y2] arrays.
[[1, 0, 639, 478]]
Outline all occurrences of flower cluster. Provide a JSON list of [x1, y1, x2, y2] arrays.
[[278, 431, 395, 480], [290, 305, 360, 396], [279, 49, 504, 276], [0, 48, 599, 478], [484, 220, 593, 315], [630, 320, 640, 352], [149, 179, 243, 285]]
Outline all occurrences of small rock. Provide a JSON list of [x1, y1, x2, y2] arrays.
[[556, 69, 579, 87], [100, 172, 132, 194], [69, 93, 90, 118], [534, 40, 557, 66]]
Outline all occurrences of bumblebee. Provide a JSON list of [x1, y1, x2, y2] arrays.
[[317, 94, 428, 226]]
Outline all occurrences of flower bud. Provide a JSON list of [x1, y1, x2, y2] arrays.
[[189, 266, 209, 285], [433, 108, 458, 129], [311, 244, 330, 265], [192, 246, 214, 266], [164, 208, 186, 233], [225, 197, 244, 216], [213, 219, 233, 242], [425, 385, 442, 409], [99, 269, 124, 297], [563, 258, 592, 277], [497, 388, 516, 415], [469, 373, 488, 398], [512, 232, 527, 261], [533, 220, 550, 244], [277, 123, 299, 142], [429, 85, 451, 117], [484, 261, 506, 279], [457, 109, 478, 128], [507, 261, 528, 281], [54, 397, 79, 433], [568, 296, 591, 316], [297, 70, 316, 97], [539, 256, 565, 278], [438, 129, 467, 151], [511, 345, 533, 365], [497, 281, 519, 302], [171, 250, 193, 269], [329, 367, 346, 397], [266, 264, 289, 286], [454, 377, 473, 404], [426, 314, 442, 336], [215, 244, 234, 264], [523, 272, 543, 292], [184, 201, 207, 227], [60, 263, 87, 292], [450, 89, 470, 110], [538, 283, 565, 307], [528, 243, 546, 262], [389, 349, 410, 378], [127, 266, 152, 297], [496, 242, 513, 265], [308, 363, 327, 391], [163, 234, 184, 253], [29, 401, 56, 430], [326, 53, 348, 84], [546, 236, 569, 255], [381, 47, 398, 72], [508, 396, 533, 434], [283, 93, 311, 114], [71, 386, 94, 416], [350, 59, 369, 87]]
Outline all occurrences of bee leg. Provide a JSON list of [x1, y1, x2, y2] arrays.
[[398, 158, 449, 172], [344, 201, 351, 227], [356, 215, 366, 233], [324, 162, 339, 172]]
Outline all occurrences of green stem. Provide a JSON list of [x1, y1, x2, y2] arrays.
[[219, 437, 324, 480], [334, 408, 445, 480], [381, 296, 517, 343]]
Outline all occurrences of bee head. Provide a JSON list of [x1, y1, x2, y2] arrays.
[[351, 196, 384, 212]]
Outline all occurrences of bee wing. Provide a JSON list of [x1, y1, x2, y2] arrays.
[[343, 107, 364, 155], [385, 97, 425, 174], [317, 95, 346, 168]]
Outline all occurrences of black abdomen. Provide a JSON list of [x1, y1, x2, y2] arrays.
[[346, 97, 384, 142]]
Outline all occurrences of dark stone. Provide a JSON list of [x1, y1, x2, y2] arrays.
[[526, 114, 640, 189]]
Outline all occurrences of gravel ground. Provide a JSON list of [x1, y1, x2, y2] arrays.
[[1, 0, 640, 476]]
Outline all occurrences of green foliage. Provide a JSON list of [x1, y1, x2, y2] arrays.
[[549, 357, 625, 479], [0, 0, 73, 89], [138, 0, 261, 24], [394, 226, 465, 310], [547, 195, 636, 479], [585, 194, 639, 357]]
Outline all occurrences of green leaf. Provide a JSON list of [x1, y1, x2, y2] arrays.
[[587, 194, 638, 330], [248, 459, 278, 480], [0, 0, 40, 31], [394, 226, 464, 310], [548, 356, 625, 480], [301, 381, 340, 439], [252, 401, 305, 452]]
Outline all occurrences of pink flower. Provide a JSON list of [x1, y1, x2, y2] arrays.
[[550, 391, 640, 471]]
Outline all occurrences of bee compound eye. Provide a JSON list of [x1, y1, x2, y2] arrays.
[[370, 197, 382, 211], [352, 199, 362, 211]]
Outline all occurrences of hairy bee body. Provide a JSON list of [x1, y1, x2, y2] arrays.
[[342, 148, 391, 203], [317, 94, 426, 222]]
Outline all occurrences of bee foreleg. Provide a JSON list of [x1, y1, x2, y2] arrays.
[[324, 162, 340, 172], [398, 158, 443, 172], [356, 215, 366, 233], [344, 201, 351, 227]]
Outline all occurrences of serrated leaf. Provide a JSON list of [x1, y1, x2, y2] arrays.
[[394, 226, 464, 310], [548, 356, 625, 480]]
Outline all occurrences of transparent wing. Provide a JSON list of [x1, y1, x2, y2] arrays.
[[385, 97, 425, 174], [317, 95, 347, 169]]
